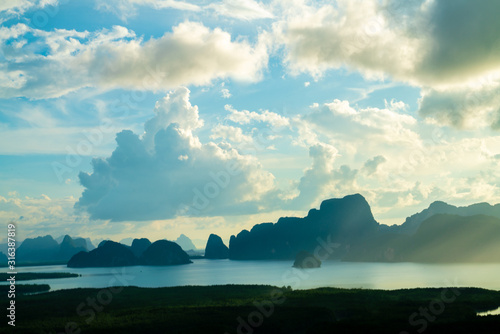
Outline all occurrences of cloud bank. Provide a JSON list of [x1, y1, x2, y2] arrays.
[[275, 0, 500, 129], [277, 0, 500, 86], [0, 22, 269, 98], [4, 0, 499, 129]]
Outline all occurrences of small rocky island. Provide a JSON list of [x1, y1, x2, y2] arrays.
[[140, 240, 192, 266], [293, 250, 321, 268], [68, 239, 191, 268]]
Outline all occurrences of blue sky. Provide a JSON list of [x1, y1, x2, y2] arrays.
[[1, 0, 500, 245]]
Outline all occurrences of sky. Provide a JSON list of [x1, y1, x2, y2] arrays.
[[1, 0, 500, 245]]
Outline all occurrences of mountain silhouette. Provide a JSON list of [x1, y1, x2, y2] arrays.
[[175, 234, 197, 251], [57, 235, 87, 261], [17, 235, 90, 264], [17, 235, 59, 263], [68, 241, 138, 267], [17, 195, 500, 266], [402, 214, 500, 262], [204, 234, 229, 259], [346, 214, 500, 262], [68, 239, 192, 267], [98, 240, 112, 248], [130, 238, 152, 257], [229, 194, 379, 260], [393, 201, 500, 235], [56, 235, 95, 250], [140, 240, 192, 266], [228, 195, 500, 263]]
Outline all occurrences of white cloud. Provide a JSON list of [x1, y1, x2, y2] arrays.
[[225, 104, 289, 127], [0, 22, 269, 99], [94, 0, 273, 22], [0, 193, 85, 241], [221, 88, 231, 99], [76, 88, 405, 222], [207, 0, 273, 20], [94, 0, 201, 21], [5, 0, 500, 236], [275, 0, 500, 130], [0, 22, 31, 41], [277, 0, 500, 87], [0, 0, 58, 22], [287, 96, 500, 224], [210, 124, 253, 144], [142, 86, 204, 150], [0, 191, 180, 242], [76, 87, 277, 221], [302, 99, 419, 149], [275, 0, 423, 82]]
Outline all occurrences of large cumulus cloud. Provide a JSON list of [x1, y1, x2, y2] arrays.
[[75, 87, 277, 221]]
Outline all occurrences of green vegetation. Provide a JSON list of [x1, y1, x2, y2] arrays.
[[4, 285, 500, 333], [0, 272, 79, 281]]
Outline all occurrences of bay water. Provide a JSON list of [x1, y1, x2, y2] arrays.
[[6, 259, 500, 291]]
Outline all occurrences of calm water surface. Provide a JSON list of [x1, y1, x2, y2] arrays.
[[5, 260, 500, 291]]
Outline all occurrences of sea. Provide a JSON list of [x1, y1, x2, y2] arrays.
[[4, 260, 500, 291]]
